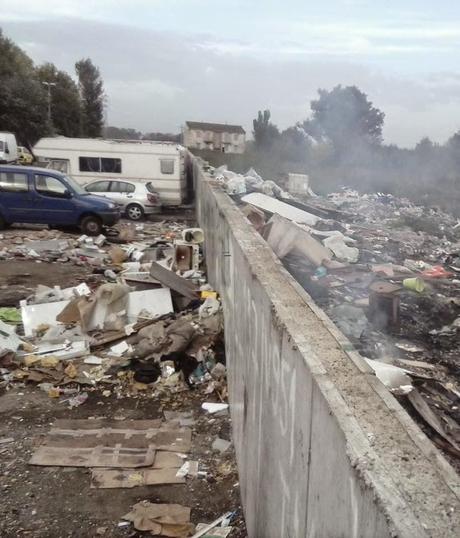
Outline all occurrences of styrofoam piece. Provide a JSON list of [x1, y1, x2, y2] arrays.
[[127, 288, 173, 321], [241, 192, 320, 226], [109, 340, 131, 356], [0, 319, 24, 352], [202, 402, 229, 414], [61, 283, 91, 300], [20, 300, 69, 337]]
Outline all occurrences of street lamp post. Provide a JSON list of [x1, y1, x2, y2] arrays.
[[42, 81, 57, 127]]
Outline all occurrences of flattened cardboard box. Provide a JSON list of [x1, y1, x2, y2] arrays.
[[29, 419, 191, 468]]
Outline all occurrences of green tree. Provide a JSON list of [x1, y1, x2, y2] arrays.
[[305, 85, 385, 152], [75, 58, 105, 137], [253, 109, 280, 149], [36, 62, 81, 137], [104, 126, 142, 139], [0, 29, 49, 148]]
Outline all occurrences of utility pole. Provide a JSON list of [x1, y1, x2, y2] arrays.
[[42, 81, 57, 128]]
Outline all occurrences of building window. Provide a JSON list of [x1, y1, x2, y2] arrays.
[[0, 172, 28, 192], [233, 133, 239, 142], [160, 159, 174, 174], [195, 130, 202, 139], [79, 156, 122, 173]]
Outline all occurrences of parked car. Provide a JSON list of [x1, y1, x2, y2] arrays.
[[18, 146, 33, 165], [0, 165, 120, 235], [84, 179, 161, 220]]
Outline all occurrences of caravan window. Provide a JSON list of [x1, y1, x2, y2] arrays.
[[101, 158, 121, 173], [79, 157, 122, 174], [79, 157, 100, 172], [160, 159, 174, 174]]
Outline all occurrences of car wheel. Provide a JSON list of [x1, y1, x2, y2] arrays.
[[126, 204, 144, 221], [80, 215, 102, 236]]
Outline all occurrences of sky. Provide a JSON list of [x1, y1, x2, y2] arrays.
[[2, 0, 460, 147]]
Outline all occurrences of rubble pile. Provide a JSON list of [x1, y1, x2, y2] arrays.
[[0, 219, 245, 536], [220, 166, 460, 465], [0, 221, 227, 403]]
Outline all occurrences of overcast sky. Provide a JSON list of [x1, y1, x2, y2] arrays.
[[2, 0, 460, 147]]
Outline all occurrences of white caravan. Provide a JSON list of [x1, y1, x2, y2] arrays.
[[33, 137, 189, 205], [0, 132, 18, 163]]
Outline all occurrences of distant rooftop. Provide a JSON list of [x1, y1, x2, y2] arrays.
[[185, 121, 245, 134]]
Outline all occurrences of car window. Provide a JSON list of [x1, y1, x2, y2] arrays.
[[0, 171, 28, 192], [110, 181, 135, 193], [0, 141, 4, 151], [35, 175, 68, 198], [146, 182, 157, 193], [86, 181, 110, 192], [160, 159, 174, 174]]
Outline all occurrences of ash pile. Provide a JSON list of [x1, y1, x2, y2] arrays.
[[215, 165, 460, 467]]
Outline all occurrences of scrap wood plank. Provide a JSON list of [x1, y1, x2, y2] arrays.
[[52, 419, 163, 430], [90, 467, 184, 488], [30, 445, 156, 468], [43, 428, 192, 452], [149, 262, 199, 299]]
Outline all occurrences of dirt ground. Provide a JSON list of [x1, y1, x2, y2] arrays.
[[0, 221, 247, 538]]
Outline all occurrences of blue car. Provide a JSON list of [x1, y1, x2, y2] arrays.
[[0, 165, 120, 235]]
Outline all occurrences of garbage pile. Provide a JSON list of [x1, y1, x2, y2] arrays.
[[220, 167, 460, 464], [0, 223, 228, 406], [213, 165, 293, 199]]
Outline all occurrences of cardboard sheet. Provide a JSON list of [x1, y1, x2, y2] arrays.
[[91, 467, 184, 488], [29, 420, 192, 467]]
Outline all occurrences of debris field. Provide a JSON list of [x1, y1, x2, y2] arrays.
[[214, 165, 460, 470], [0, 218, 247, 538]]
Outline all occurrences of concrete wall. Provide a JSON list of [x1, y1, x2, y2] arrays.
[[194, 159, 460, 538]]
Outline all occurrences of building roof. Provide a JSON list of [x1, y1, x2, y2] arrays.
[[185, 121, 245, 134]]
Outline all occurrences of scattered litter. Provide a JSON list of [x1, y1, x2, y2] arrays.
[[212, 438, 231, 453], [122, 501, 194, 538], [202, 403, 229, 414]]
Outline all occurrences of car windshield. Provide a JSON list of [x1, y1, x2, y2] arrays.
[[61, 174, 87, 195]]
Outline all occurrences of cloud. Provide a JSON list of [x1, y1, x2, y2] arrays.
[[2, 17, 460, 147]]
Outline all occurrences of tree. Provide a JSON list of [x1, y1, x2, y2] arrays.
[[36, 63, 81, 137], [142, 132, 181, 143], [305, 85, 385, 151], [103, 126, 142, 140], [253, 109, 280, 149], [0, 29, 49, 148], [75, 58, 105, 137]]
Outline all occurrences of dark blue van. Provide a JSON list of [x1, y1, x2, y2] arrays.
[[0, 165, 120, 235]]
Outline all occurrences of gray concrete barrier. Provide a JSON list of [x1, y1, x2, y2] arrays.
[[194, 159, 460, 538]]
